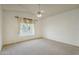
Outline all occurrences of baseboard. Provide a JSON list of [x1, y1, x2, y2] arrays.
[[44, 37, 79, 48], [3, 37, 78, 49], [3, 37, 43, 48]]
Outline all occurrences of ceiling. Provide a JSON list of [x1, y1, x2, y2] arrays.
[[2, 4, 79, 19]]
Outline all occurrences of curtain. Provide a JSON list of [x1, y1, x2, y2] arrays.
[[15, 16, 33, 24]]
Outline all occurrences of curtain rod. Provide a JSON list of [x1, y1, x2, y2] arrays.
[[15, 16, 32, 20]]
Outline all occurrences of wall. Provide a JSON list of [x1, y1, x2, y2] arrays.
[[3, 10, 42, 45], [0, 5, 2, 50], [42, 8, 79, 47]]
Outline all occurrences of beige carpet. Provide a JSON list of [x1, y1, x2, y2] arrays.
[[0, 39, 79, 55]]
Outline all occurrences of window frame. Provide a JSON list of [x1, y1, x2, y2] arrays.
[[18, 22, 35, 36]]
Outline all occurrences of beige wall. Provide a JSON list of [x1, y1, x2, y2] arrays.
[[0, 5, 2, 50], [3, 10, 42, 45], [3, 7, 79, 47], [42, 8, 79, 47]]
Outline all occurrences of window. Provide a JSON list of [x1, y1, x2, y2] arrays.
[[20, 23, 34, 36], [16, 16, 35, 36]]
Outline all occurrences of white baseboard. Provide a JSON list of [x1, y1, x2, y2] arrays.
[[43, 37, 79, 47], [3, 37, 43, 46]]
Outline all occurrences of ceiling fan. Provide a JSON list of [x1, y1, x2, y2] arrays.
[[36, 4, 44, 18]]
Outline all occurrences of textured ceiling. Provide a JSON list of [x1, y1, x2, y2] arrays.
[[2, 4, 79, 19]]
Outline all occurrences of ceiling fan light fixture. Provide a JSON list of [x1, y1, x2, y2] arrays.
[[37, 13, 42, 17], [37, 11, 42, 17], [36, 4, 43, 18]]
